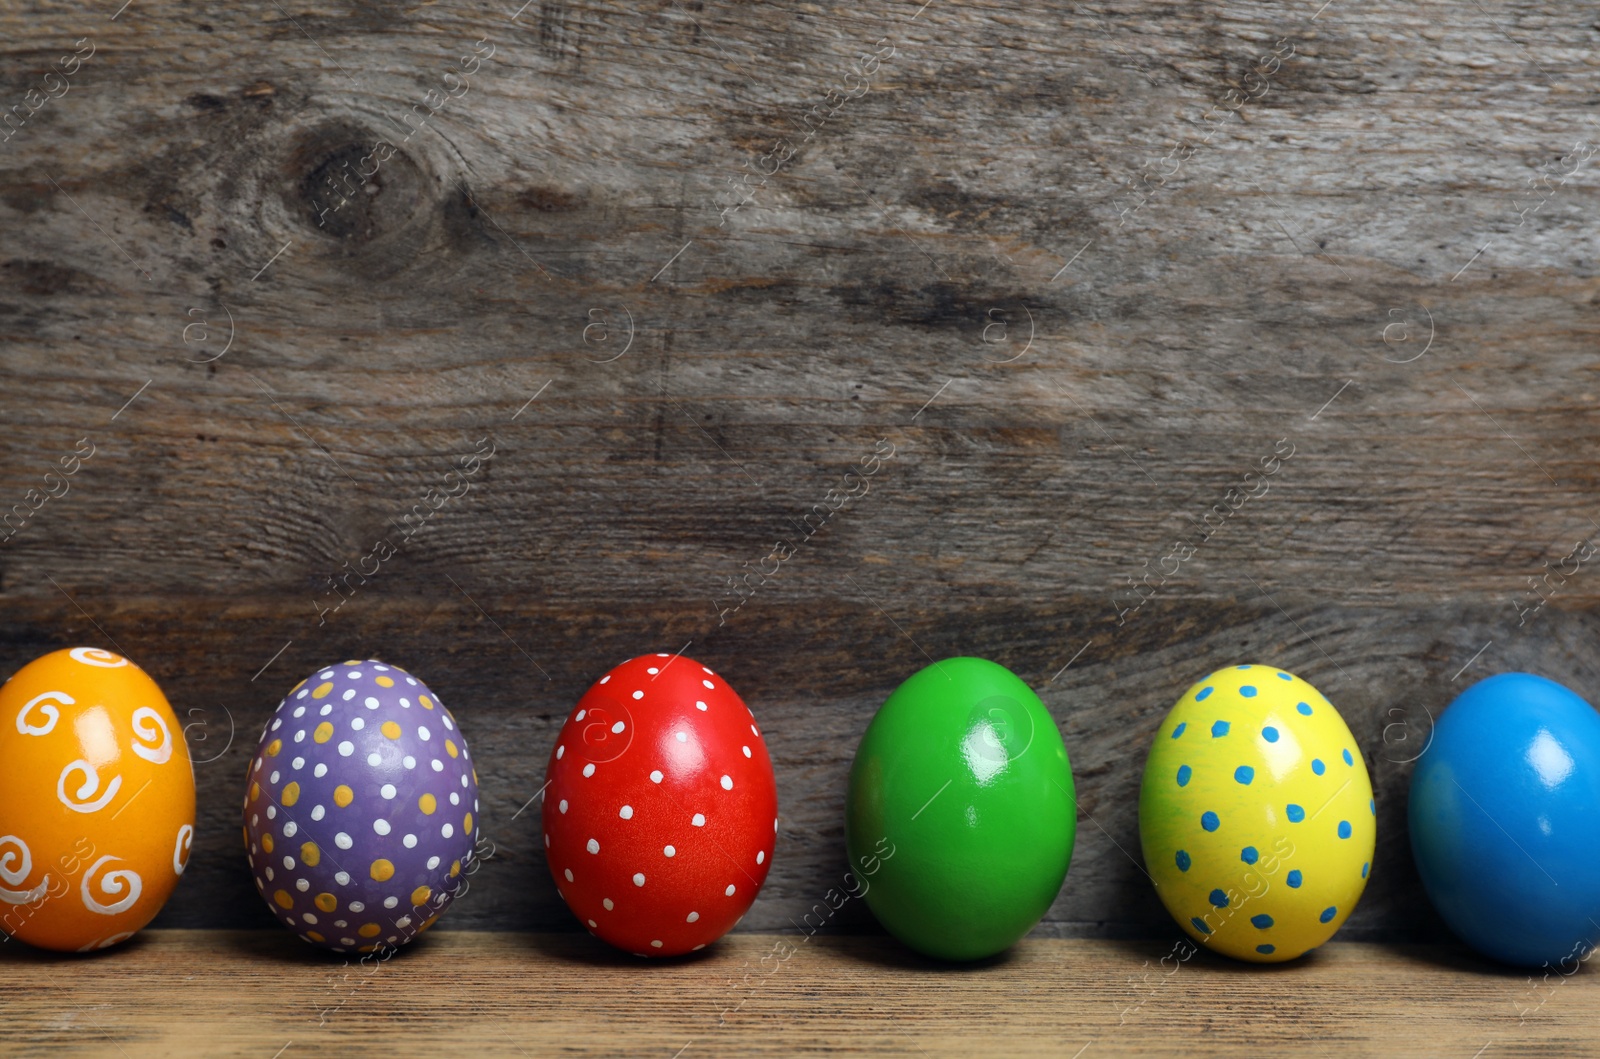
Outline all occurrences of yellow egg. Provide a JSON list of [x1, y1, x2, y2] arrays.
[[1139, 664, 1375, 962]]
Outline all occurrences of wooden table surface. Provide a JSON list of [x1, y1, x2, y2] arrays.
[[0, 930, 1591, 1057], [3, 0, 1600, 953]]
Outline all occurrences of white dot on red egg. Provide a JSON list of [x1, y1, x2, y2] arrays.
[[564, 869, 574, 882], [692, 813, 705, 826], [556, 745, 565, 759], [650, 770, 663, 783], [676, 732, 687, 743], [603, 898, 614, 910], [558, 799, 569, 814], [633, 873, 646, 886], [647, 667, 659, 675], [587, 838, 600, 854], [582, 764, 596, 777], [576, 709, 587, 721], [703, 680, 714, 689], [664, 845, 676, 857], [696, 701, 707, 711], [588, 919, 597, 928], [742, 746, 751, 758], [611, 721, 625, 733], [632, 690, 644, 700], [687, 911, 699, 922], [651, 940, 663, 948], [620, 805, 633, 819], [720, 775, 733, 790], [725, 884, 737, 896]]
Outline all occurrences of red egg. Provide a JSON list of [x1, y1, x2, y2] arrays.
[[543, 654, 777, 956]]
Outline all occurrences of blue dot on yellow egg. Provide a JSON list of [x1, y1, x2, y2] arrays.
[[1286, 803, 1305, 822], [1234, 765, 1254, 784], [1201, 811, 1219, 831], [1211, 720, 1229, 737], [1241, 846, 1258, 864], [1338, 820, 1352, 839], [1251, 914, 1273, 928], [1262, 726, 1279, 742], [1312, 758, 1326, 775], [1287, 870, 1303, 888], [1177, 765, 1192, 787], [1209, 889, 1229, 908], [1176, 850, 1191, 871], [1320, 906, 1338, 923]]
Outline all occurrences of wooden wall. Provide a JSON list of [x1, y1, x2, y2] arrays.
[[2, 0, 1598, 941]]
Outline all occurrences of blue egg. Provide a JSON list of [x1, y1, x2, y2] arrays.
[[1409, 672, 1600, 966]]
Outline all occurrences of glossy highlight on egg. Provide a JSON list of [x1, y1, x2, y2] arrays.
[[1140, 664, 1374, 962]]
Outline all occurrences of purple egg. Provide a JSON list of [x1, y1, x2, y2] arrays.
[[242, 659, 479, 952]]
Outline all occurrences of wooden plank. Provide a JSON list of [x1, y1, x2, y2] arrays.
[[0, 930, 1592, 1057], [3, 0, 1600, 939]]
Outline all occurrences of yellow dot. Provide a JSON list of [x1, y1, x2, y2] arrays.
[[334, 785, 354, 808], [311, 682, 333, 700], [281, 782, 300, 807], [446, 740, 459, 759], [420, 695, 435, 710], [419, 793, 437, 815], [262, 834, 275, 854], [376, 676, 394, 687], [381, 721, 402, 740], [370, 859, 394, 882], [292, 678, 307, 693], [344, 660, 361, 666], [249, 782, 260, 801], [264, 739, 282, 757], [358, 923, 382, 938], [358, 944, 378, 953], [463, 812, 473, 834], [449, 860, 461, 878], [410, 885, 432, 907], [315, 892, 337, 913], [313, 722, 334, 744], [422, 913, 441, 931], [300, 842, 320, 867], [306, 931, 325, 943], [273, 889, 293, 909]]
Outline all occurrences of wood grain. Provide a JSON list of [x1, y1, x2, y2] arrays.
[[2, 0, 1599, 938], [2, 930, 1595, 1057]]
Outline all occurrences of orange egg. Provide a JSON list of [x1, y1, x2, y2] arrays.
[[0, 647, 195, 951]]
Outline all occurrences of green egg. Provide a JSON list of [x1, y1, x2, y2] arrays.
[[845, 657, 1076, 960]]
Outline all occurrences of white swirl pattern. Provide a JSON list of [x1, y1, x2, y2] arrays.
[[173, 824, 193, 875], [130, 706, 172, 764], [69, 647, 127, 668], [81, 855, 141, 915], [56, 759, 122, 814], [15, 690, 72, 736], [0, 835, 47, 905]]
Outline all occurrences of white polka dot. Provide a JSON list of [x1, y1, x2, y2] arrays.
[[283, 821, 298, 838], [757, 850, 765, 864], [450, 792, 460, 806], [564, 869, 574, 882], [703, 680, 714, 689], [302, 910, 316, 922], [603, 898, 614, 910], [633, 873, 646, 887], [443, 715, 453, 730], [351, 718, 365, 731], [442, 823, 454, 838], [295, 692, 308, 702], [693, 943, 705, 951], [742, 746, 751, 758], [365, 696, 380, 709], [650, 940, 663, 948], [664, 845, 676, 857], [320, 705, 333, 716], [294, 730, 306, 743], [384, 896, 398, 909], [347, 670, 361, 679], [702, 666, 713, 674], [620, 805, 633, 819], [720, 775, 733, 790], [314, 764, 328, 778], [367, 752, 382, 767], [338, 741, 355, 757], [399, 698, 411, 709], [403, 755, 416, 769], [271, 720, 282, 732], [342, 688, 356, 701], [374, 820, 391, 835], [647, 667, 659, 675], [726, 884, 736, 896], [687, 911, 700, 923], [676, 731, 687, 743], [311, 805, 325, 821], [296, 880, 310, 893], [335, 871, 351, 885], [264, 866, 274, 881], [418, 726, 431, 741], [282, 855, 296, 869], [632, 690, 644, 700], [292, 756, 305, 770], [696, 701, 707, 711], [575, 710, 586, 722], [432, 759, 444, 772], [582, 764, 596, 778], [559, 799, 569, 814], [270, 770, 281, 784], [427, 856, 441, 870], [587, 838, 600, 854], [650, 770, 663, 783], [556, 745, 565, 760], [403, 834, 417, 848], [587, 919, 597, 928], [751, 725, 759, 736], [396, 917, 411, 929], [380, 784, 397, 799], [543, 835, 549, 848], [611, 721, 625, 734], [599, 675, 610, 685], [266, 806, 276, 820], [692, 813, 705, 826]]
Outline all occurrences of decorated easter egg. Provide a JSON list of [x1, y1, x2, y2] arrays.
[[1140, 664, 1374, 962], [846, 657, 1076, 961], [0, 647, 195, 952], [1410, 672, 1600, 967], [543, 654, 777, 956], [242, 660, 479, 953]]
